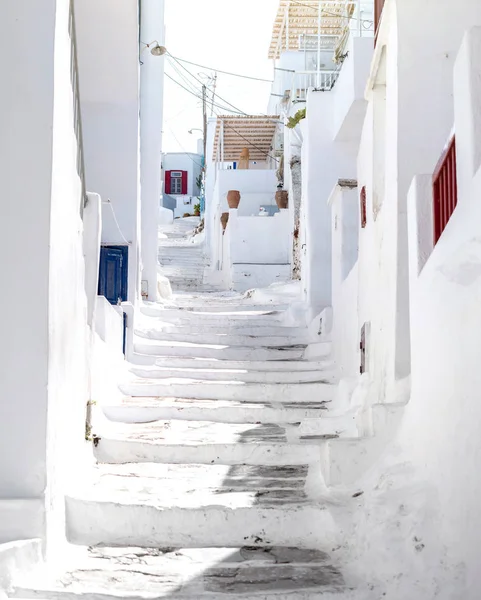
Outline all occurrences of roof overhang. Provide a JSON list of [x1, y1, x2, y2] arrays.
[[212, 116, 280, 162], [269, 1, 353, 59]]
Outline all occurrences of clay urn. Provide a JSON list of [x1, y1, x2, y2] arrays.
[[220, 212, 229, 231], [275, 190, 289, 209], [227, 190, 241, 209]]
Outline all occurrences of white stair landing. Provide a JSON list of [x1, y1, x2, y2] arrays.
[[11, 545, 346, 600], [66, 463, 337, 550], [92, 417, 357, 466]]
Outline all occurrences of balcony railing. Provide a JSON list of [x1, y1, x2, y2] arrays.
[[69, 0, 88, 216], [433, 136, 457, 245], [291, 70, 340, 101]]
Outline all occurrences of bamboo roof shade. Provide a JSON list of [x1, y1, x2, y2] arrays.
[[269, 0, 355, 59], [212, 116, 279, 162]]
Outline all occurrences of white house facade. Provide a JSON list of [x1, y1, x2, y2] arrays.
[[0, 0, 165, 575], [162, 152, 203, 218]]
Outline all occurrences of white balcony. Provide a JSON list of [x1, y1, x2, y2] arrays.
[[268, 1, 374, 114], [291, 70, 340, 102]]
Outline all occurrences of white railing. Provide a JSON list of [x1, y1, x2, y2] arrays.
[[291, 70, 340, 101]]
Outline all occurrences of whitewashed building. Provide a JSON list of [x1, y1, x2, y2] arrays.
[[162, 151, 203, 218], [0, 0, 164, 576], [267, 0, 374, 322], [76, 0, 165, 304], [204, 115, 293, 291]]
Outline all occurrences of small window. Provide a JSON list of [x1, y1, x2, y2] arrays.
[[170, 177, 182, 195]]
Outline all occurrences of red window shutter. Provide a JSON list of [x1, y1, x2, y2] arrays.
[[165, 171, 172, 195], [433, 136, 457, 246], [360, 186, 367, 228], [181, 171, 188, 195]]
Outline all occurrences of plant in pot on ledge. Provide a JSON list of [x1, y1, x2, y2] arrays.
[[227, 190, 241, 209]]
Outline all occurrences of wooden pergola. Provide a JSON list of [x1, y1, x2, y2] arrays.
[[269, 0, 356, 60], [212, 116, 280, 163]]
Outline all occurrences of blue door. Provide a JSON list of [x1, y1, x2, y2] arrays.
[[98, 246, 128, 305]]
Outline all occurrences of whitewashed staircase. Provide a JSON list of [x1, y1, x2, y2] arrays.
[[9, 220, 360, 599], [158, 217, 209, 291]]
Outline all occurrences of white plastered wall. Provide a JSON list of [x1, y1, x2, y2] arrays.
[[0, 0, 91, 556], [140, 0, 165, 301], [75, 0, 141, 305], [356, 0, 481, 404]]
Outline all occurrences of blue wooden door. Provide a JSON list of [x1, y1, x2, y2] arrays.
[[98, 246, 128, 305]]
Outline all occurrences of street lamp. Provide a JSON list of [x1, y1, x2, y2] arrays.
[[141, 40, 167, 56], [188, 128, 203, 135]]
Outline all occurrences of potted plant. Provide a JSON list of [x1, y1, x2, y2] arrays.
[[220, 212, 229, 231], [227, 190, 241, 209]]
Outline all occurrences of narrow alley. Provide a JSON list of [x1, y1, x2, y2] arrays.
[[3, 0, 481, 598], [9, 219, 356, 598]]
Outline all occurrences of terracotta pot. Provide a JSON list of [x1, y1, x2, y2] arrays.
[[220, 212, 229, 231], [275, 190, 289, 209], [227, 190, 241, 209]]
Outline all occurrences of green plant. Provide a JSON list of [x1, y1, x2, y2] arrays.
[[287, 108, 306, 129], [196, 173, 203, 190], [193, 203, 201, 216]]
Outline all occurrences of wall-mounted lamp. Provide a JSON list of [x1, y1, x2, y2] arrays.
[[141, 40, 167, 56]]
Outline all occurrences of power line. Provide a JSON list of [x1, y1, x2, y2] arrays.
[[164, 72, 245, 115], [166, 126, 204, 170], [167, 53, 250, 117], [167, 59, 202, 97], [170, 55, 274, 83]]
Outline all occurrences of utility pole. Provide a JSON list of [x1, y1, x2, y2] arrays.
[[210, 72, 218, 117]]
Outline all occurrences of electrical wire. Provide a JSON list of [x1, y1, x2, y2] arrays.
[[167, 52, 250, 117], [167, 54, 285, 130], [167, 59, 203, 97], [103, 199, 130, 245], [164, 72, 245, 115], [166, 126, 205, 170], [170, 55, 274, 83]]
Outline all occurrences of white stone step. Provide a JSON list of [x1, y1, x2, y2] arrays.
[[141, 305, 284, 319], [92, 414, 359, 466], [103, 396, 332, 425], [129, 365, 337, 384], [119, 378, 336, 403], [93, 420, 331, 466], [134, 339, 308, 361], [66, 463, 337, 549], [161, 302, 290, 312], [151, 356, 333, 372], [11, 545, 346, 600], [135, 328, 309, 348], [144, 314, 287, 329], [148, 322, 306, 337]]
